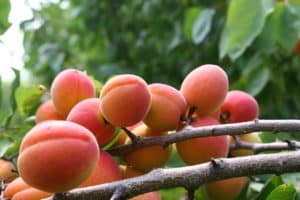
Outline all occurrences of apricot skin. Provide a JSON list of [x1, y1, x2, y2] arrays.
[[67, 98, 116, 146], [220, 90, 259, 123], [124, 124, 172, 172], [205, 177, 249, 200], [4, 177, 31, 198], [131, 191, 161, 200], [119, 165, 144, 179], [79, 150, 121, 188], [229, 132, 262, 157], [100, 74, 151, 127], [143, 83, 187, 131], [50, 69, 96, 118], [180, 64, 229, 117], [176, 117, 229, 165], [12, 188, 52, 200], [18, 120, 99, 193], [0, 159, 18, 183], [35, 100, 64, 123]]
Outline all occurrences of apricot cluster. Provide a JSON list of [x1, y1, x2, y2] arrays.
[[6, 64, 260, 200]]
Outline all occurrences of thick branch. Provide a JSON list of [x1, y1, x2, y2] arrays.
[[47, 151, 300, 200], [109, 119, 300, 155]]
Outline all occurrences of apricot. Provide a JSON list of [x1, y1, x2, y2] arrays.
[[113, 121, 143, 147], [100, 74, 151, 127], [12, 188, 52, 200], [131, 191, 161, 200], [176, 117, 229, 165], [229, 132, 262, 157], [220, 90, 259, 123], [50, 69, 96, 118], [119, 165, 144, 179], [0, 159, 18, 183], [123, 124, 172, 172], [67, 98, 116, 146], [205, 177, 249, 200], [143, 83, 187, 131], [4, 177, 30, 198], [17, 120, 99, 193], [35, 100, 64, 123], [180, 64, 228, 117], [79, 150, 121, 188]]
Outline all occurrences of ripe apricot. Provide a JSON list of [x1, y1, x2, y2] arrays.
[[205, 177, 249, 200], [131, 191, 161, 200], [180, 64, 228, 117], [123, 124, 172, 172], [79, 150, 121, 187], [220, 90, 259, 123], [143, 83, 187, 131], [67, 98, 116, 146], [50, 69, 96, 118], [229, 132, 261, 157], [35, 100, 64, 123], [100, 74, 151, 127], [12, 188, 52, 200], [176, 117, 229, 165], [18, 120, 99, 193], [119, 165, 144, 179], [4, 177, 30, 198], [0, 159, 18, 183]]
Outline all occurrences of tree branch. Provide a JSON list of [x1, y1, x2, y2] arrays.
[[46, 151, 300, 200], [108, 119, 300, 156]]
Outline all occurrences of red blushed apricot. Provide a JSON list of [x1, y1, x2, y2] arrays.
[[67, 98, 116, 146], [0, 159, 18, 183], [176, 117, 229, 165], [18, 121, 99, 193], [143, 83, 187, 131], [119, 165, 144, 179], [220, 90, 259, 123], [12, 188, 52, 200], [205, 177, 249, 200], [35, 100, 64, 123], [123, 124, 172, 172], [4, 177, 31, 198], [100, 74, 151, 127], [79, 150, 121, 188], [180, 64, 229, 117], [131, 191, 161, 200], [50, 69, 96, 118]]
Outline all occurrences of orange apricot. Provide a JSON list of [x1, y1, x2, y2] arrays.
[[119, 165, 144, 179], [67, 98, 116, 146], [143, 83, 187, 131], [18, 120, 99, 193], [4, 177, 30, 198], [35, 100, 64, 123], [12, 188, 52, 200], [50, 69, 96, 118], [123, 124, 172, 172], [100, 74, 151, 127], [131, 191, 161, 200], [0, 159, 18, 183], [176, 117, 229, 165], [180, 64, 228, 117], [205, 177, 249, 200], [79, 150, 121, 187]]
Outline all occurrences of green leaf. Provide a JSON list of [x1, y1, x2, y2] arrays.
[[266, 184, 296, 200], [0, 0, 10, 35], [0, 135, 13, 157], [219, 0, 274, 60], [15, 85, 47, 116], [9, 68, 20, 114], [192, 8, 215, 45], [0, 76, 2, 110], [246, 67, 270, 96], [255, 175, 284, 200], [183, 6, 202, 40]]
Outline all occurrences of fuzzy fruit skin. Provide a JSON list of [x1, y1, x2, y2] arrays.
[[220, 90, 259, 123], [119, 165, 144, 179], [229, 132, 261, 157], [100, 74, 151, 127], [130, 191, 161, 200], [50, 69, 96, 118], [143, 83, 187, 131], [0, 159, 18, 183], [4, 177, 30, 198], [67, 98, 116, 146], [18, 120, 99, 193], [12, 188, 52, 200], [205, 177, 249, 200], [124, 124, 172, 172], [180, 64, 229, 117], [176, 117, 229, 165], [79, 150, 121, 188], [35, 100, 64, 123]]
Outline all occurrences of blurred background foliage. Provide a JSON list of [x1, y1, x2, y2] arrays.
[[1, 0, 300, 199]]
